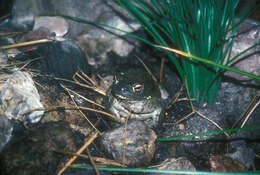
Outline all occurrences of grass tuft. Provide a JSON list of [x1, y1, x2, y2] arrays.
[[117, 0, 255, 103]]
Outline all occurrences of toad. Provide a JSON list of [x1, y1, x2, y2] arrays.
[[106, 68, 168, 127]]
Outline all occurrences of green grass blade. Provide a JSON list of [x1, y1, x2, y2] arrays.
[[157, 45, 260, 80], [157, 125, 260, 142], [70, 165, 260, 174]]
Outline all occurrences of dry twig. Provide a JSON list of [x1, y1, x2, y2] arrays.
[[86, 147, 100, 175], [60, 84, 101, 134], [22, 105, 124, 123], [57, 131, 99, 175], [136, 56, 158, 82], [160, 57, 165, 83], [73, 71, 107, 96], [54, 150, 125, 167]]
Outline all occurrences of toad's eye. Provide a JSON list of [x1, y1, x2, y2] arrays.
[[132, 83, 143, 93]]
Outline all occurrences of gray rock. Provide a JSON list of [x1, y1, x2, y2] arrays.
[[0, 71, 44, 124], [225, 19, 260, 80], [38, 39, 88, 79], [34, 16, 69, 37], [100, 120, 157, 167], [225, 140, 254, 169], [6, 0, 138, 37], [165, 104, 227, 141], [78, 16, 141, 68], [0, 115, 13, 152], [4, 0, 142, 69]]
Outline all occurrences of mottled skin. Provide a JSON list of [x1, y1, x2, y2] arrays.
[[107, 68, 167, 127]]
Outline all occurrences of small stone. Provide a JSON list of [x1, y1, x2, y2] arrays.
[[150, 157, 196, 175], [100, 120, 157, 167], [0, 71, 44, 124], [209, 154, 247, 172]]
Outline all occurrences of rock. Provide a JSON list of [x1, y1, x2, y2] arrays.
[[15, 27, 52, 52], [215, 81, 260, 142], [0, 121, 78, 175], [0, 71, 44, 124], [0, 36, 20, 65], [77, 16, 141, 69], [1, 0, 142, 70], [16, 27, 52, 43], [225, 19, 260, 80], [0, 0, 34, 31], [0, 115, 13, 152], [150, 157, 196, 175], [34, 16, 69, 37], [100, 120, 157, 167], [2, 0, 138, 37], [225, 140, 254, 169], [163, 104, 227, 141], [209, 154, 247, 172], [38, 39, 88, 79]]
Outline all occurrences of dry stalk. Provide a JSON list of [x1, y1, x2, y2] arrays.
[[232, 94, 260, 129], [241, 99, 260, 128], [160, 57, 165, 83], [86, 147, 100, 175], [135, 55, 158, 82], [122, 115, 130, 166], [54, 151, 125, 167], [61, 84, 105, 109], [167, 85, 184, 109], [165, 77, 229, 137], [60, 84, 101, 134], [22, 105, 124, 123], [73, 71, 106, 96], [0, 39, 53, 50]]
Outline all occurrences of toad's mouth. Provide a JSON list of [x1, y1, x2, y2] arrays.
[[113, 93, 146, 101], [114, 93, 127, 100]]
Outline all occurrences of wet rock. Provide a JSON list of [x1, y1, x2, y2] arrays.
[[150, 157, 196, 175], [38, 39, 88, 79], [0, 115, 13, 152], [0, 71, 44, 124], [225, 19, 260, 80], [100, 120, 157, 167], [34, 16, 69, 37], [0, 121, 78, 175], [209, 154, 247, 172]]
